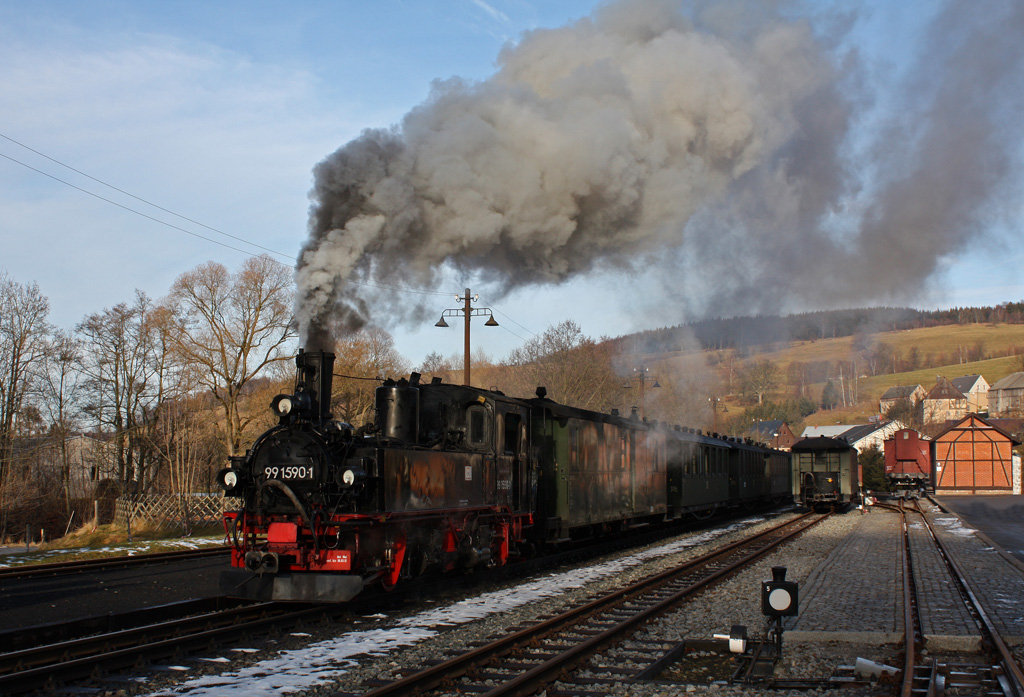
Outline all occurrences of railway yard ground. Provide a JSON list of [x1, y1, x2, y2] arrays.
[[3, 499, 1024, 697]]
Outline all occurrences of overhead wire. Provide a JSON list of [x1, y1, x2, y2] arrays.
[[0, 134, 453, 299], [1, 133, 538, 335], [0, 131, 295, 261], [0, 150, 273, 259]]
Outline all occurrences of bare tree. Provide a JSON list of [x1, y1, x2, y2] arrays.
[[38, 329, 83, 511], [503, 320, 618, 410], [77, 292, 159, 489], [739, 358, 780, 405], [150, 371, 220, 533], [0, 273, 51, 537], [166, 256, 295, 456], [417, 351, 456, 383], [332, 326, 408, 425]]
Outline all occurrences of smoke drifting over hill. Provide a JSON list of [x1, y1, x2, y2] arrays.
[[296, 0, 1024, 349]]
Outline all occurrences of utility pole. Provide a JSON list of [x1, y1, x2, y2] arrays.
[[435, 288, 498, 386], [709, 396, 724, 433], [624, 366, 660, 420]]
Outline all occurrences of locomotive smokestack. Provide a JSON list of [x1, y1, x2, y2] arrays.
[[295, 349, 336, 422]]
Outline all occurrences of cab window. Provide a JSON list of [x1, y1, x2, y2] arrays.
[[467, 405, 490, 449]]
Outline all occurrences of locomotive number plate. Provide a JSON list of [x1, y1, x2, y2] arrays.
[[264, 465, 315, 480]]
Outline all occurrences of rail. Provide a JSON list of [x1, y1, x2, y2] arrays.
[[350, 511, 828, 697], [888, 498, 1024, 697], [0, 597, 336, 695], [0, 545, 229, 580]]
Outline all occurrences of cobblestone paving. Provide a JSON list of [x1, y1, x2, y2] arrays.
[[786, 511, 901, 635], [923, 500, 1024, 641], [786, 501, 1024, 650], [907, 512, 979, 642]]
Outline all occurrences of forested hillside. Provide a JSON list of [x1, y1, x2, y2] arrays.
[[611, 303, 1024, 355]]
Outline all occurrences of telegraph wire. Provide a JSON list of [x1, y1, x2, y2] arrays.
[[0, 137, 452, 298], [1, 133, 533, 332], [0, 150, 274, 260], [487, 303, 538, 339], [0, 131, 295, 261]]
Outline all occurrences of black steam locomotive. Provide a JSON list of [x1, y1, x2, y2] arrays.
[[218, 349, 793, 602]]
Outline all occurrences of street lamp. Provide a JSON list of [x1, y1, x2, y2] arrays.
[[623, 366, 660, 420], [434, 288, 498, 386], [709, 396, 729, 434]]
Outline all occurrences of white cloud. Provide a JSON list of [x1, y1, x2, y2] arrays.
[[0, 27, 346, 329]]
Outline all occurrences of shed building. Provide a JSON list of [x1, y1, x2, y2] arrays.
[[933, 414, 1021, 494]]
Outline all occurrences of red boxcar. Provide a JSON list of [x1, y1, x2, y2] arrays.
[[883, 429, 932, 491]]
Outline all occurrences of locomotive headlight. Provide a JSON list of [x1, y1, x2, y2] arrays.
[[216, 467, 244, 492], [338, 467, 366, 488], [271, 394, 293, 416]]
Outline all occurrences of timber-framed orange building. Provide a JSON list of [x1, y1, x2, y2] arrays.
[[933, 414, 1021, 494]]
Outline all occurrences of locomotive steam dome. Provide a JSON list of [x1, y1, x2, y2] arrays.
[[376, 376, 420, 442]]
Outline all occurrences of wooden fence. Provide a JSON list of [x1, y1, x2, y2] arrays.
[[114, 494, 235, 532]]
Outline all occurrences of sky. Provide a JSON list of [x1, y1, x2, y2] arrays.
[[1, 0, 1022, 368]]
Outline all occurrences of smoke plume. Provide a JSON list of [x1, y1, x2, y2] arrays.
[[297, 0, 1024, 347]]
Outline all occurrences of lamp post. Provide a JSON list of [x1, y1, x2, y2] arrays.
[[709, 396, 728, 433], [434, 288, 498, 386], [624, 366, 660, 420]]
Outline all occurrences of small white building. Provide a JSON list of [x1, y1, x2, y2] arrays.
[[801, 421, 906, 454]]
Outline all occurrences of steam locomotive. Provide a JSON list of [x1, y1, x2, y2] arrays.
[[218, 349, 793, 602]]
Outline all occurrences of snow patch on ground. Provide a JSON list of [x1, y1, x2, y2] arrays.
[[934, 516, 977, 537], [0, 535, 226, 568], [145, 518, 765, 697]]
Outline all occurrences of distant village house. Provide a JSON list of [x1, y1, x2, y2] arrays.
[[990, 372, 1024, 416], [950, 374, 989, 413], [748, 420, 797, 451], [879, 384, 925, 415], [922, 376, 969, 424]]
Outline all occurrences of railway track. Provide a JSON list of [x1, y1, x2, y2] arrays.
[[0, 545, 229, 580], [0, 596, 342, 695], [0, 510, 795, 695], [891, 498, 1024, 697], [337, 510, 828, 697]]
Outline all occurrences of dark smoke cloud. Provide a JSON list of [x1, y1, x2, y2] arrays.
[[297, 0, 1024, 346]]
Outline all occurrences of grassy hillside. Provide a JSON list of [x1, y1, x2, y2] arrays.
[[802, 353, 1022, 426], [745, 323, 1024, 373], [653, 323, 1024, 431]]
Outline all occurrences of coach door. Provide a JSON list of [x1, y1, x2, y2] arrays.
[[498, 406, 527, 512]]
